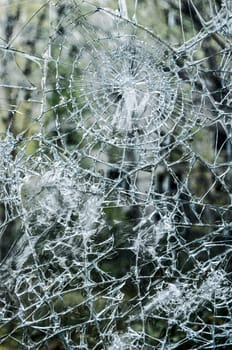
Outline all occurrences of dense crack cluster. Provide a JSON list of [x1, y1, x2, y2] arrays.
[[82, 40, 181, 142]]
